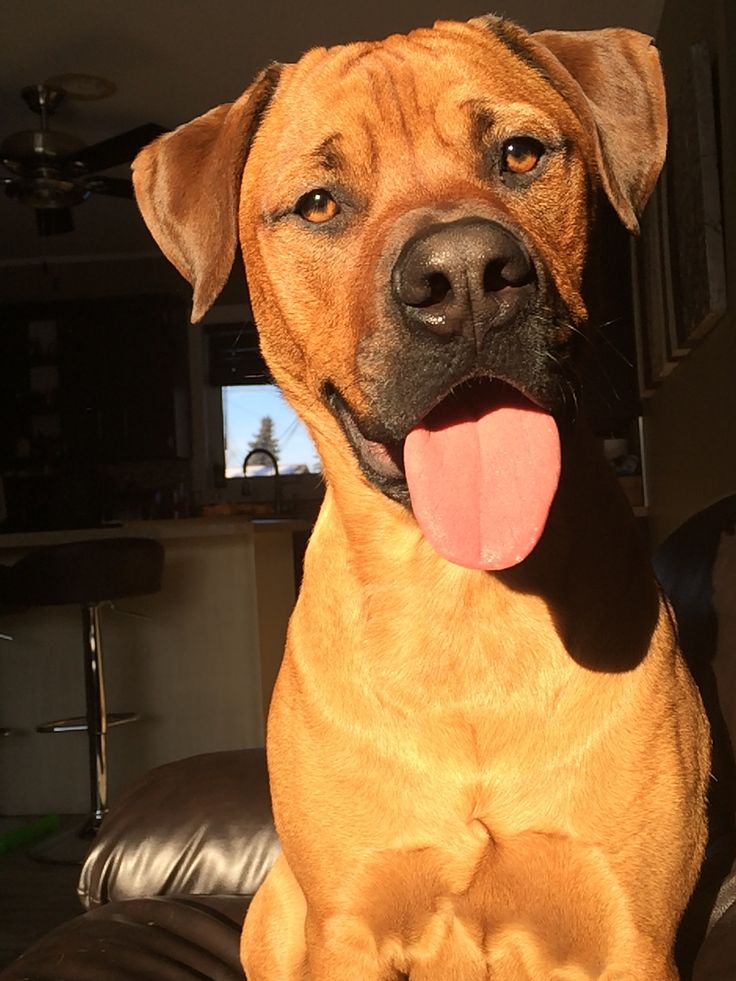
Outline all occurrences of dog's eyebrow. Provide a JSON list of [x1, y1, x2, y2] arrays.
[[476, 16, 553, 84], [311, 135, 346, 173], [467, 105, 496, 146]]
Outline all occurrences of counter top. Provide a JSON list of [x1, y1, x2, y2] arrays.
[[0, 516, 310, 550]]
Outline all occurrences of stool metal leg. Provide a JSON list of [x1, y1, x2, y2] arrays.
[[31, 602, 140, 865], [32, 600, 140, 863], [1, 631, 13, 734], [82, 601, 107, 834]]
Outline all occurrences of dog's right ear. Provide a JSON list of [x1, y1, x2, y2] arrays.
[[132, 64, 282, 322], [528, 28, 666, 234]]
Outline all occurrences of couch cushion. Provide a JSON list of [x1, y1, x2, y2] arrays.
[[0, 895, 249, 981], [79, 749, 279, 909]]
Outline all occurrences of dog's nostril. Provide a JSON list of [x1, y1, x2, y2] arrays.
[[483, 256, 534, 294], [410, 272, 452, 309], [427, 272, 451, 305], [483, 261, 508, 294]]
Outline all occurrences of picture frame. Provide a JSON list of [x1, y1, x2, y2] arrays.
[[664, 40, 727, 346], [631, 40, 727, 398], [631, 175, 679, 397]]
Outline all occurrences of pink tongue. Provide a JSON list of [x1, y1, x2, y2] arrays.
[[404, 383, 561, 571]]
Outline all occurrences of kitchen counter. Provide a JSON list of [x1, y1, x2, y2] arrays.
[[0, 515, 309, 549]]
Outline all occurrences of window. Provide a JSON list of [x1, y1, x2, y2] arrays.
[[222, 385, 319, 478], [206, 317, 319, 479]]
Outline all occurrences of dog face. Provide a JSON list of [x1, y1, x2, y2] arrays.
[[134, 15, 665, 569], [241, 22, 594, 486]]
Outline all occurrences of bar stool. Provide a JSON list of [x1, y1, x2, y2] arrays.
[[6, 537, 164, 856], [0, 564, 25, 736]]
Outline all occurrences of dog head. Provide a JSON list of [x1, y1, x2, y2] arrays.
[[133, 16, 665, 570]]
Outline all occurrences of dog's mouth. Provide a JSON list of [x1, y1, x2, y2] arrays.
[[326, 377, 561, 571]]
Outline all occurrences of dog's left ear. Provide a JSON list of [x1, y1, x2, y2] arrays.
[[132, 64, 282, 322], [529, 28, 667, 233]]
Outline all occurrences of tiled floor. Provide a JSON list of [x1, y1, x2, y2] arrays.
[[0, 820, 85, 970]]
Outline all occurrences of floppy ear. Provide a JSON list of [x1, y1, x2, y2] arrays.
[[529, 28, 667, 232], [132, 64, 282, 321]]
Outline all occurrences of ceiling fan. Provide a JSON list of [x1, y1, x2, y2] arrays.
[[0, 82, 166, 235]]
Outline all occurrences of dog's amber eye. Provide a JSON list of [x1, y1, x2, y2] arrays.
[[501, 137, 544, 175], [295, 189, 340, 224]]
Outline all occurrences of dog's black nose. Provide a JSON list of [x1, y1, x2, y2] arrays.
[[391, 218, 536, 340]]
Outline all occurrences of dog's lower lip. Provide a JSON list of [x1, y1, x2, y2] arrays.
[[361, 437, 405, 478], [325, 386, 406, 482]]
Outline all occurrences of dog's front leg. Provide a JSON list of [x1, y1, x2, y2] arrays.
[[241, 853, 385, 980], [303, 911, 388, 980], [241, 854, 308, 980]]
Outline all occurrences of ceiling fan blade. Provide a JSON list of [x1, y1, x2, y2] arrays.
[[65, 123, 166, 173], [85, 175, 134, 198], [35, 207, 75, 235]]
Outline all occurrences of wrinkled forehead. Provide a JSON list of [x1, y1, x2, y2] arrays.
[[249, 20, 577, 183]]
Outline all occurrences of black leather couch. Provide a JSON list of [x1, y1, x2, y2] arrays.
[[2, 495, 735, 980], [2, 748, 736, 980]]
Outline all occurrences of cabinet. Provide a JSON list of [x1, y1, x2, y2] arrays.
[[0, 310, 32, 466], [0, 295, 190, 468]]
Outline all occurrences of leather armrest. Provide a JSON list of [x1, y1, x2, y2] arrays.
[[78, 748, 279, 909], [693, 865, 736, 980], [0, 896, 249, 980]]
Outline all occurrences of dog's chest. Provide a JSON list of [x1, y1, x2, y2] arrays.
[[354, 814, 633, 977]]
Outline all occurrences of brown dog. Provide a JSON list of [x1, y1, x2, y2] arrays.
[[133, 15, 709, 979]]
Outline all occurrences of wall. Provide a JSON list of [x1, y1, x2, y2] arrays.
[[645, 0, 735, 545]]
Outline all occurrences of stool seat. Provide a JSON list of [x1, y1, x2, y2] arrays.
[[11, 537, 164, 607]]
